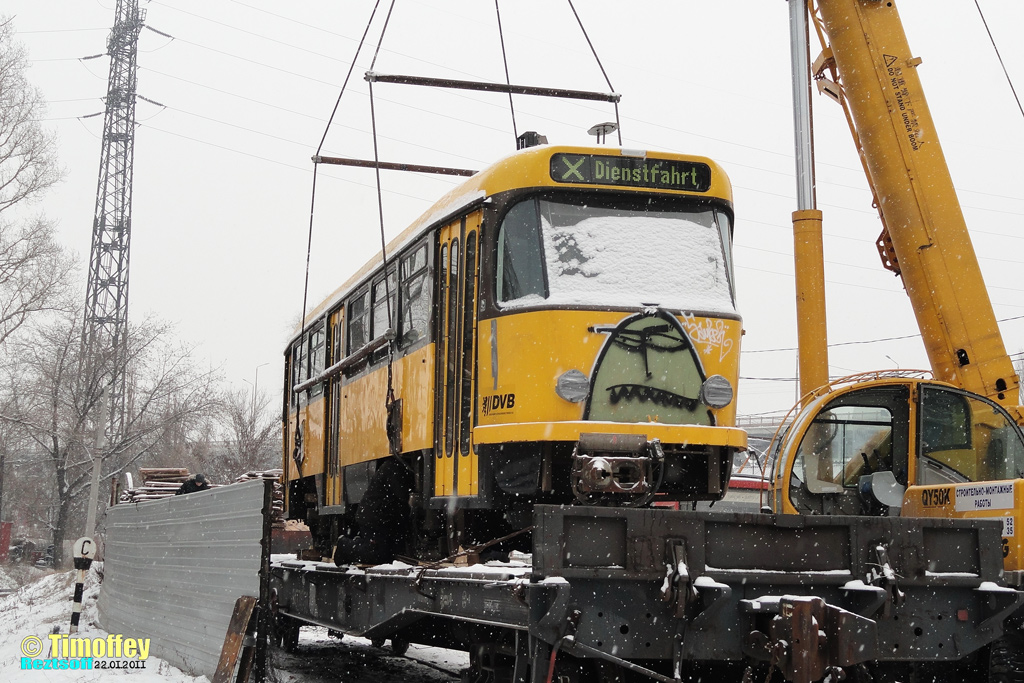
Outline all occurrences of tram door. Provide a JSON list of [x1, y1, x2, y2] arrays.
[[325, 306, 344, 507], [434, 212, 481, 497]]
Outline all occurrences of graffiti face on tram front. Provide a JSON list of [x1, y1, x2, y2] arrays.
[[585, 311, 711, 426]]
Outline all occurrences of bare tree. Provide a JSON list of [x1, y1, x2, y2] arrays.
[[0, 17, 71, 346], [207, 387, 279, 484], [0, 309, 221, 567]]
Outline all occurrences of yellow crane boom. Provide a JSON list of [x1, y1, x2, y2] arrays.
[[810, 0, 1020, 416]]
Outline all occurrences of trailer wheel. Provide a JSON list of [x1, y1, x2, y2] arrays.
[[990, 632, 1024, 683], [390, 638, 410, 656]]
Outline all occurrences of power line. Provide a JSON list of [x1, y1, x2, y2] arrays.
[[974, 0, 1024, 121], [134, 72, 493, 166], [16, 27, 107, 34], [140, 123, 455, 204], [25, 4, 1024, 269], [29, 22, 1024, 225], [744, 314, 1024, 354]]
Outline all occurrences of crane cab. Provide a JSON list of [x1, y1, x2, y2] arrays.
[[770, 376, 1024, 562]]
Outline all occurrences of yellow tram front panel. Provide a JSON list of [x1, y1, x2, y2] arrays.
[[476, 309, 744, 441]]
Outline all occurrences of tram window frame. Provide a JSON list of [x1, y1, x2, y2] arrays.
[[290, 343, 303, 408], [496, 198, 548, 305], [309, 321, 325, 398], [347, 288, 370, 356], [715, 208, 737, 301], [291, 332, 311, 409], [492, 192, 736, 312], [331, 307, 344, 364], [371, 267, 397, 364], [399, 241, 431, 349]]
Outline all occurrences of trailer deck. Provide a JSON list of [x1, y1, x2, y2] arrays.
[[271, 506, 1021, 683]]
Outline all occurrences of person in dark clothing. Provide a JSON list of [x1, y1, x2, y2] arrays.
[[175, 473, 211, 495], [334, 458, 413, 566]]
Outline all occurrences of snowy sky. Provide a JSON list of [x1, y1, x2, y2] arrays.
[[6, 0, 1024, 418]]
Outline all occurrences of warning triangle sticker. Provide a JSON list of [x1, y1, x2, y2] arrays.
[[884, 54, 899, 68]]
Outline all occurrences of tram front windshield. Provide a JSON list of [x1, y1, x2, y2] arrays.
[[496, 197, 735, 313]]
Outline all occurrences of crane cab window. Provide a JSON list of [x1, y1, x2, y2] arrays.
[[794, 406, 894, 494], [784, 385, 910, 515], [918, 386, 1024, 484]]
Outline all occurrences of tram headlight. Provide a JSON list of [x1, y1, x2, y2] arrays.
[[555, 369, 590, 403], [700, 374, 733, 409]]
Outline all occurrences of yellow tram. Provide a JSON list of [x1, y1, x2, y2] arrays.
[[282, 144, 747, 560]]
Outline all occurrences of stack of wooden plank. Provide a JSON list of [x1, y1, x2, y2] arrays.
[[118, 468, 192, 502], [116, 468, 285, 518]]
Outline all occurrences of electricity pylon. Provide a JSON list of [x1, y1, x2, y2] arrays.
[[82, 0, 146, 443]]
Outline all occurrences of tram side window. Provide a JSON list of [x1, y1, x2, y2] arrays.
[[290, 343, 304, 407], [715, 208, 736, 299], [347, 289, 370, 355], [496, 200, 547, 305], [400, 244, 431, 347], [372, 270, 397, 339], [371, 269, 397, 364], [331, 309, 344, 363], [793, 405, 894, 494], [309, 322, 325, 397]]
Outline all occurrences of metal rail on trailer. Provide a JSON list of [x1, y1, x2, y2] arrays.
[[271, 506, 1021, 683]]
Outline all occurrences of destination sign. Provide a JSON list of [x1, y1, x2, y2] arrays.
[[550, 153, 711, 192]]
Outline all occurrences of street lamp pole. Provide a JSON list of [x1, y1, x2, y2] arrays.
[[251, 363, 269, 424]]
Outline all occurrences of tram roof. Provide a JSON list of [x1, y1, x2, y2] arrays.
[[292, 145, 732, 337]]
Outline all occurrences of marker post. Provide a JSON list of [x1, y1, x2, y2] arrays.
[[70, 537, 96, 634]]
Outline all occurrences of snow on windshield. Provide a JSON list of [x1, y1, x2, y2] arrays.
[[502, 207, 735, 313]]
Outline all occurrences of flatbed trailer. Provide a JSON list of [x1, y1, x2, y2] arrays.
[[270, 505, 1021, 683]]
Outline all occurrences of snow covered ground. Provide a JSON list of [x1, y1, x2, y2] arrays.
[[0, 565, 465, 682]]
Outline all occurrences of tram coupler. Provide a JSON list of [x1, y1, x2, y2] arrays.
[[570, 433, 664, 502]]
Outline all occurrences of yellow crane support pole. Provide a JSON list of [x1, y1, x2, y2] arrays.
[[793, 209, 830, 398], [816, 0, 1021, 415]]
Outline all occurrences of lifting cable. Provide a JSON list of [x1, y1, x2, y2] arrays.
[[302, 2, 621, 461], [566, 0, 622, 144], [366, 0, 401, 447], [300, 0, 383, 357], [494, 0, 519, 140], [494, 0, 621, 145], [974, 0, 1024, 121]]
